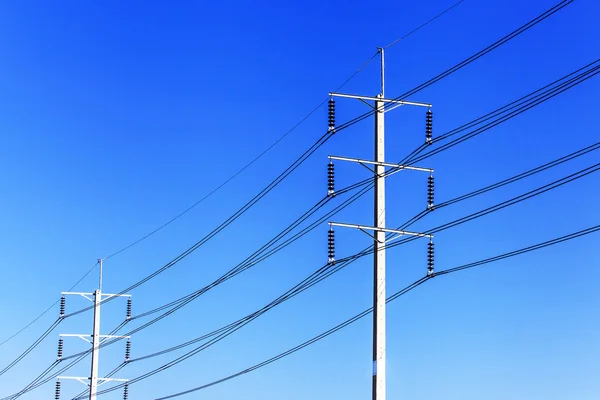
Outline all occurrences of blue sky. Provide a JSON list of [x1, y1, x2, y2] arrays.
[[0, 0, 599, 399]]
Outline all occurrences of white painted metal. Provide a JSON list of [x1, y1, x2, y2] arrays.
[[379, 47, 385, 97], [61, 292, 130, 305], [329, 222, 432, 238], [373, 92, 386, 400], [100, 293, 132, 298], [328, 92, 431, 108], [61, 292, 94, 296], [58, 376, 128, 385], [58, 376, 89, 385], [62, 292, 94, 302], [328, 155, 433, 173]]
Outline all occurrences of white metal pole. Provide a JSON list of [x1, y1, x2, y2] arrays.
[[379, 47, 385, 98], [89, 260, 102, 399], [373, 51, 387, 399]]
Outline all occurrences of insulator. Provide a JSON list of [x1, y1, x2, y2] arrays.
[[327, 161, 335, 196], [327, 228, 335, 264], [425, 109, 433, 144], [57, 338, 63, 360], [427, 175, 435, 209], [427, 241, 435, 276], [126, 298, 132, 319], [59, 296, 66, 317], [123, 384, 129, 400], [328, 98, 336, 132], [55, 381, 61, 400], [125, 340, 131, 361]]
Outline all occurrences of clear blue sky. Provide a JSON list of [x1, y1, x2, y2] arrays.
[[1, 0, 599, 399]]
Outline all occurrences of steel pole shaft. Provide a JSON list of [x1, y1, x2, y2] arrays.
[[372, 96, 386, 400]]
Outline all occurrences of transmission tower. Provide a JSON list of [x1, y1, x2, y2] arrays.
[[326, 48, 436, 400], [55, 259, 132, 400]]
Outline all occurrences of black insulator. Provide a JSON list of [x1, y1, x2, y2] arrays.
[[327, 161, 335, 195], [57, 338, 63, 360], [123, 384, 129, 400], [328, 98, 336, 131], [59, 296, 66, 317], [427, 175, 435, 209], [55, 381, 61, 400], [427, 241, 435, 276], [328, 228, 335, 264], [126, 298, 132, 319], [426, 109, 433, 144], [125, 340, 131, 361]]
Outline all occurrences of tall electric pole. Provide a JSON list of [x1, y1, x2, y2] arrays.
[[56, 259, 131, 400], [373, 48, 387, 400], [327, 48, 435, 400]]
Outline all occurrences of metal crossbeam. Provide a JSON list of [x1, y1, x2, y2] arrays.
[[329, 155, 433, 173], [60, 333, 130, 345], [329, 92, 431, 108], [57, 376, 129, 387], [329, 222, 432, 239], [62, 292, 131, 303]]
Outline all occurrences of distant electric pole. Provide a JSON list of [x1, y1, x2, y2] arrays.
[[56, 259, 132, 400], [326, 47, 435, 400]]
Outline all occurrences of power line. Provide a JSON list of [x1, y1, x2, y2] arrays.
[[336, 58, 600, 195], [408, 66, 600, 164], [102, 52, 380, 262], [373, 161, 600, 256], [4, 360, 60, 400], [2, 2, 576, 394], [5, 0, 560, 363], [0, 25, 378, 353], [1, 354, 88, 400], [334, 0, 573, 134], [102, 0, 466, 264], [0, 262, 99, 378], [66, 0, 564, 322], [84, 157, 600, 398], [0, 262, 97, 349], [384, 0, 466, 49], [59, 195, 338, 362], [65, 0, 481, 319], [61, 61, 600, 383], [153, 222, 600, 399], [8, 57, 596, 398], [0, 319, 61, 378], [64, 130, 334, 320], [11, 97, 593, 399], [436, 141, 600, 208]]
